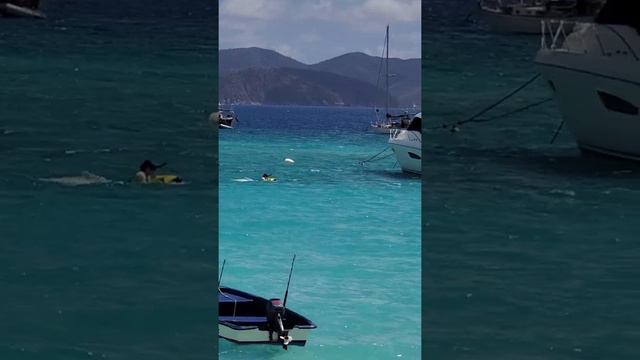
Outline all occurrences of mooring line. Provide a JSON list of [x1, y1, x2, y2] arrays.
[[360, 146, 392, 165], [427, 73, 544, 132]]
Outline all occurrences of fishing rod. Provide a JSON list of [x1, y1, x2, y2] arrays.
[[218, 259, 226, 288], [282, 254, 296, 312]]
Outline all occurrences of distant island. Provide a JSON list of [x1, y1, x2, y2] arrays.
[[219, 47, 420, 107]]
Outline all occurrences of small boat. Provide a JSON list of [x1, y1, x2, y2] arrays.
[[0, 0, 46, 19], [477, 0, 603, 34], [389, 112, 422, 174], [218, 104, 238, 129], [218, 256, 316, 349], [370, 25, 417, 134], [219, 287, 316, 348]]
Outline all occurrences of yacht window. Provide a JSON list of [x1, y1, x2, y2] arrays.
[[408, 152, 421, 160], [597, 91, 639, 115]]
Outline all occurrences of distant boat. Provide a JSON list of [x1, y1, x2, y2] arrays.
[[217, 104, 238, 129], [0, 0, 46, 19], [389, 112, 421, 174], [370, 25, 416, 134], [477, 0, 603, 34]]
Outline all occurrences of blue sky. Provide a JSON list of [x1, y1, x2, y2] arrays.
[[219, 0, 421, 63]]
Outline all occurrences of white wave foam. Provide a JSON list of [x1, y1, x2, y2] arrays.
[[40, 171, 111, 186]]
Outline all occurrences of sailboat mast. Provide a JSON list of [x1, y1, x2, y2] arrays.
[[385, 25, 389, 119]]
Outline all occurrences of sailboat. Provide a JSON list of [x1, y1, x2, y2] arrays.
[[369, 25, 413, 135], [0, 0, 46, 19]]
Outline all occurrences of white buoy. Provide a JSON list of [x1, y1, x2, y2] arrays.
[[284, 158, 295, 164]]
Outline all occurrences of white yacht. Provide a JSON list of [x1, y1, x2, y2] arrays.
[[478, 0, 601, 34], [389, 112, 421, 174], [535, 0, 640, 160]]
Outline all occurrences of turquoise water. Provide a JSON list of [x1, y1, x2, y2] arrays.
[[1, 1, 217, 359], [424, 1, 640, 358], [219, 106, 421, 359]]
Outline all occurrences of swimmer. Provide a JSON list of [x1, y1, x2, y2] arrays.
[[135, 160, 166, 183]]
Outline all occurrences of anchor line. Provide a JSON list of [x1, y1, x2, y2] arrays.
[[457, 97, 553, 125], [426, 73, 545, 131], [549, 119, 566, 144], [360, 146, 392, 165]]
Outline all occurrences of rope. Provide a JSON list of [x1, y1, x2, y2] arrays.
[[549, 119, 565, 144], [360, 147, 392, 165], [426, 74, 545, 132], [458, 97, 553, 126]]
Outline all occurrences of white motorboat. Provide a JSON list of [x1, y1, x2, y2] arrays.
[[389, 112, 422, 174], [0, 0, 45, 19], [535, 0, 640, 160], [478, 0, 602, 34]]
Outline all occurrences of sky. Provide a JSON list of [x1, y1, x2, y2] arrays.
[[219, 0, 421, 64]]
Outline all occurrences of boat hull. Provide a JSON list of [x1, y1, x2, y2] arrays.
[[0, 3, 45, 18], [479, 9, 586, 34], [389, 130, 422, 174], [535, 25, 640, 160], [219, 325, 312, 346], [370, 124, 394, 134]]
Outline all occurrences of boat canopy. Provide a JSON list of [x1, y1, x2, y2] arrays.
[[407, 112, 422, 132], [595, 0, 640, 33]]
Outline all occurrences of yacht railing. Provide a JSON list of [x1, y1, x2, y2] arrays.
[[540, 19, 639, 61], [389, 128, 422, 142]]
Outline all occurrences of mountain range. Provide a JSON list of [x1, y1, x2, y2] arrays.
[[219, 47, 420, 107]]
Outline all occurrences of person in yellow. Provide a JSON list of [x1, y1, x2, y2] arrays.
[[134, 160, 166, 183]]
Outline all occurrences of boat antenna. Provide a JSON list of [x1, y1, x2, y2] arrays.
[[218, 259, 226, 288], [282, 254, 296, 309]]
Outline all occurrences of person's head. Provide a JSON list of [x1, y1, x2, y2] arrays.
[[262, 173, 269, 178], [140, 160, 157, 175]]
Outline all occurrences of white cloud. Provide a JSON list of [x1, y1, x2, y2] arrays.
[[299, 33, 322, 43], [220, 0, 287, 20], [293, 0, 420, 27], [358, 0, 421, 22], [218, 0, 421, 62]]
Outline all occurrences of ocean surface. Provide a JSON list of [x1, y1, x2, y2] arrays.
[[424, 1, 640, 359], [1, 1, 217, 359], [219, 106, 421, 359]]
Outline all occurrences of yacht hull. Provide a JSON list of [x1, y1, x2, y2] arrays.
[[389, 131, 422, 174], [535, 26, 640, 160]]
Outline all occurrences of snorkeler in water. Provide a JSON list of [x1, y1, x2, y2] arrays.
[[135, 160, 166, 183], [261, 173, 277, 182]]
